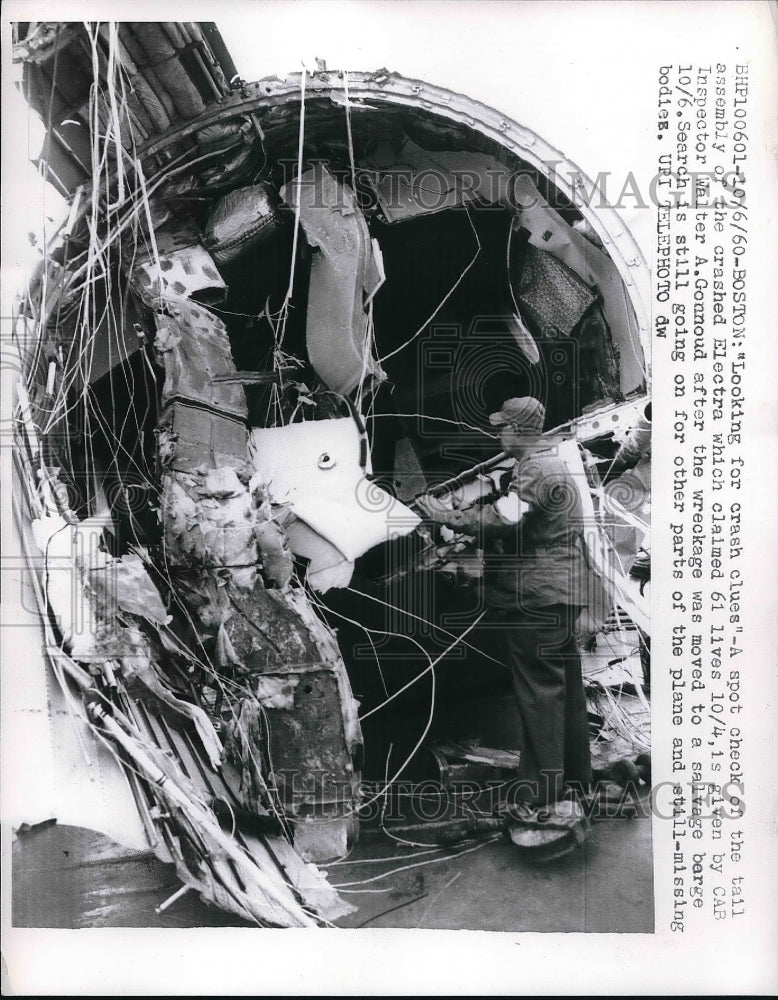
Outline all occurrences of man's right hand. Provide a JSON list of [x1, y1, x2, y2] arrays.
[[414, 493, 451, 523], [416, 493, 476, 532]]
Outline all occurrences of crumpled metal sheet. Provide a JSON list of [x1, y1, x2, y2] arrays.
[[162, 467, 261, 591], [196, 116, 266, 191], [95, 624, 225, 771], [204, 183, 283, 266], [154, 327, 360, 863], [127, 217, 227, 308], [281, 164, 385, 395], [161, 464, 293, 592], [255, 674, 300, 710], [86, 550, 171, 626], [253, 499, 295, 589], [153, 301, 247, 419]]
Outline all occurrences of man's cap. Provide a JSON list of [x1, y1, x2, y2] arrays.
[[489, 397, 546, 433]]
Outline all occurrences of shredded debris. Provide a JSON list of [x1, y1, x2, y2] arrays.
[[11, 20, 650, 926]]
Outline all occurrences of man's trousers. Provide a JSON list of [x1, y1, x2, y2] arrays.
[[490, 603, 592, 805]]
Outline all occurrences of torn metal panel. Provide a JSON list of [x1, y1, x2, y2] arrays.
[[127, 216, 227, 309], [255, 674, 300, 710], [153, 301, 247, 419], [284, 519, 356, 594], [94, 626, 226, 773], [157, 403, 248, 472], [31, 265, 148, 388], [213, 585, 363, 858], [85, 700, 319, 927], [13, 25, 653, 926], [365, 138, 514, 222], [392, 436, 429, 503], [86, 550, 171, 626], [29, 513, 107, 660], [30, 513, 224, 772], [160, 465, 294, 593], [563, 393, 652, 443], [511, 175, 644, 395], [249, 418, 420, 590], [253, 496, 296, 589], [507, 311, 541, 365], [281, 164, 385, 394], [151, 292, 361, 862]]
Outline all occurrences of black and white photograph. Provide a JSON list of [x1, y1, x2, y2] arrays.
[[1, 2, 776, 995]]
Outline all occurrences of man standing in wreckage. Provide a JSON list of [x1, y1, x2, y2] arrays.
[[416, 396, 592, 852]]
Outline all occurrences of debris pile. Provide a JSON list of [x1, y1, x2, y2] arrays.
[[12, 21, 651, 924]]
